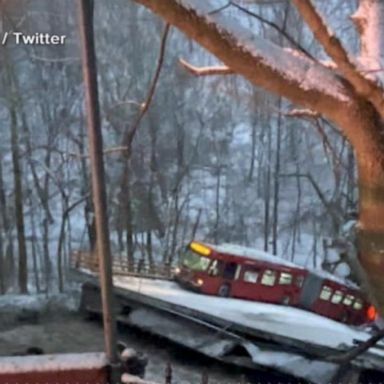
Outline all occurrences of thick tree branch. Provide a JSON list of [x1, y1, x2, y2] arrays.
[[291, 0, 384, 118], [130, 0, 353, 122]]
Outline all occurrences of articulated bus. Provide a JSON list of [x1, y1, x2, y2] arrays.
[[174, 241, 376, 326]]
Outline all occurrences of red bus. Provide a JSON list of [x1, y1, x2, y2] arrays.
[[174, 241, 376, 326]]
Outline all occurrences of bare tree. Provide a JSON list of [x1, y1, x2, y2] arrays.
[[3, 52, 28, 294]]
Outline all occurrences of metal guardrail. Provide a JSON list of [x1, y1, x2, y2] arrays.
[[70, 251, 174, 280]]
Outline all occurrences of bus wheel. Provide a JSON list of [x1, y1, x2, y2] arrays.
[[218, 283, 230, 297]]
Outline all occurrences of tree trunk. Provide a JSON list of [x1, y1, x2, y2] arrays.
[[9, 97, 28, 294], [169, 197, 178, 265], [29, 196, 40, 293], [2, 37, 28, 294], [345, 104, 384, 315], [346, 146, 356, 212], [121, 162, 134, 270], [213, 166, 221, 244], [272, 100, 282, 255], [356, 163, 384, 313], [263, 125, 272, 252], [191, 208, 202, 240], [0, 220, 4, 294], [146, 231, 154, 270], [248, 119, 257, 182], [291, 163, 302, 261], [57, 197, 68, 293], [41, 148, 53, 292], [0, 156, 7, 294]]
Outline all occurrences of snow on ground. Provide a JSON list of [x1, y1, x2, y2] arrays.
[[0, 292, 80, 313], [0, 291, 80, 330], [113, 275, 384, 354]]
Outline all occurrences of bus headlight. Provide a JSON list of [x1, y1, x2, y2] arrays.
[[196, 278, 204, 286], [174, 267, 181, 275]]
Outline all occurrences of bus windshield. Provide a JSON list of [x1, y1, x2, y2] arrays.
[[181, 250, 211, 271]]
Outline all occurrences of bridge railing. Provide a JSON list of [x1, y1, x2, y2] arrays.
[[70, 250, 174, 280]]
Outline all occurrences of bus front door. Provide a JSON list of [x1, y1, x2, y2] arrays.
[[205, 260, 238, 297], [216, 262, 239, 297], [203, 259, 225, 295]]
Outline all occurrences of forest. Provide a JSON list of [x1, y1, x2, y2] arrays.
[[0, 0, 363, 296]]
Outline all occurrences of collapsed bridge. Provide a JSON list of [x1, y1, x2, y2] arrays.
[[71, 252, 384, 384]]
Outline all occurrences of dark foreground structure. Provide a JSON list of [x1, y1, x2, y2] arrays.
[[0, 353, 109, 384]]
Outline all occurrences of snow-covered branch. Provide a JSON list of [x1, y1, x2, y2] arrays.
[[352, 0, 384, 81], [292, 0, 384, 119], [131, 0, 353, 121], [286, 108, 320, 118], [178, 58, 234, 75]]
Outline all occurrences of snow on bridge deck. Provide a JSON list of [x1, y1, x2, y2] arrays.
[[76, 268, 384, 382], [113, 275, 384, 355]]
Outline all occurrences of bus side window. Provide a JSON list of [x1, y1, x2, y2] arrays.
[[343, 294, 354, 306], [353, 299, 363, 310], [319, 286, 333, 301], [279, 272, 292, 285], [261, 270, 277, 286], [223, 262, 238, 280], [243, 268, 259, 283], [331, 290, 344, 304]]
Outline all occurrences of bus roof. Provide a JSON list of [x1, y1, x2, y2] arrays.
[[202, 242, 305, 270], [308, 267, 359, 289], [195, 241, 359, 290]]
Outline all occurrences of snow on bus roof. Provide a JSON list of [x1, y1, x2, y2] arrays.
[[310, 267, 359, 289], [204, 242, 304, 270], [197, 241, 358, 289]]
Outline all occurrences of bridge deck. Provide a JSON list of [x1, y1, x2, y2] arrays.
[[75, 269, 384, 383], [112, 275, 382, 353]]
